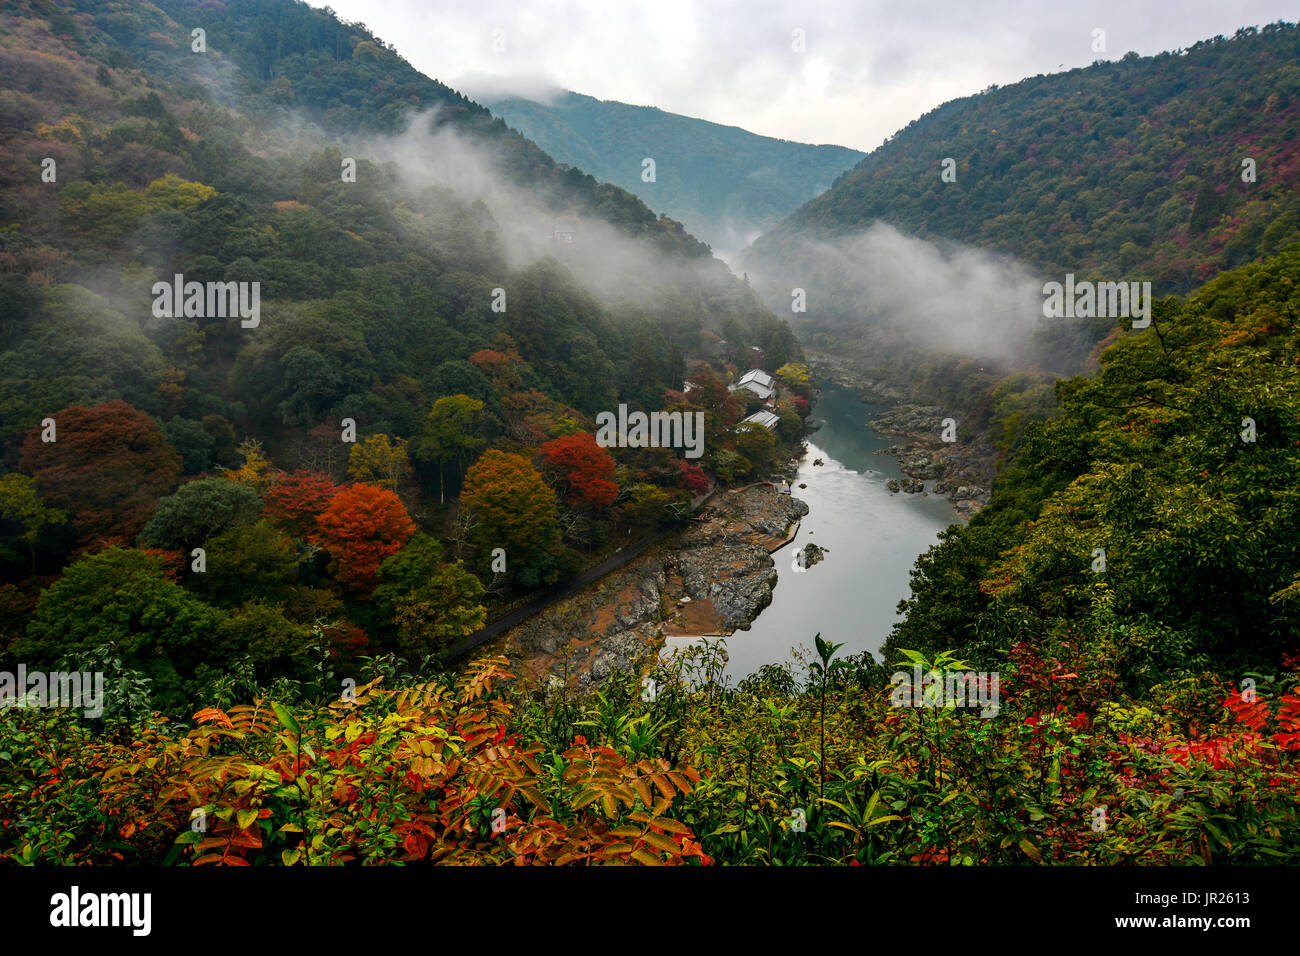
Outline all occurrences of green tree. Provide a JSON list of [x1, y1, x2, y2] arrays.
[[373, 534, 486, 657], [138, 477, 263, 552], [622, 483, 677, 527], [414, 395, 486, 504], [213, 602, 313, 680], [163, 418, 217, 475], [192, 520, 300, 606], [276, 346, 342, 425], [18, 548, 225, 711], [0, 473, 67, 572], [735, 422, 777, 475], [0, 284, 170, 440]]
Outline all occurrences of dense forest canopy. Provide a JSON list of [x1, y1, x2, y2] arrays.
[[747, 23, 1300, 295], [0, 0, 808, 699], [888, 245, 1300, 676]]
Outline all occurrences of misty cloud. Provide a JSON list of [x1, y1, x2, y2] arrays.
[[455, 73, 565, 105], [741, 222, 1042, 363], [358, 110, 741, 305]]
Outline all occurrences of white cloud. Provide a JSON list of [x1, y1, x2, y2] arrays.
[[312, 0, 1296, 152]]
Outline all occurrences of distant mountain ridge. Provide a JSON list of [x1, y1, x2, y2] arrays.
[[482, 90, 864, 257]]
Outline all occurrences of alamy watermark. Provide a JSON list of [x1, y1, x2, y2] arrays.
[[1042, 274, 1151, 328], [890, 664, 1000, 717], [152, 273, 260, 328], [50, 886, 150, 936], [595, 404, 705, 459], [1, 664, 105, 718]]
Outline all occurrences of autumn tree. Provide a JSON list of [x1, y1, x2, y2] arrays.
[[19, 400, 182, 545], [539, 431, 618, 508], [310, 483, 415, 594], [143, 173, 217, 211], [414, 395, 486, 504], [221, 437, 273, 492], [502, 388, 568, 445], [263, 471, 338, 538], [775, 362, 812, 390], [680, 367, 744, 450], [460, 450, 562, 588], [677, 459, 710, 496], [468, 348, 524, 391], [346, 433, 411, 491]]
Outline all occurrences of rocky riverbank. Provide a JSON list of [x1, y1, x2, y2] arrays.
[[488, 484, 808, 690], [871, 403, 996, 519], [809, 357, 997, 519]]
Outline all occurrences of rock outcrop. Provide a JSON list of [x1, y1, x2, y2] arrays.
[[873, 404, 996, 516], [488, 484, 808, 691], [672, 485, 807, 629], [796, 542, 827, 569]]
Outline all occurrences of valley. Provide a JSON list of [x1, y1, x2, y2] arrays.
[[0, 0, 1296, 878]]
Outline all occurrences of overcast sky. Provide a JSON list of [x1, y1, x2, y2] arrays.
[[311, 1, 1297, 152]]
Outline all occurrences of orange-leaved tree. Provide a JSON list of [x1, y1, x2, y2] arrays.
[[310, 482, 414, 594], [460, 450, 562, 588]]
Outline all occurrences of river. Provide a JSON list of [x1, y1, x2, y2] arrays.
[[664, 382, 960, 679]]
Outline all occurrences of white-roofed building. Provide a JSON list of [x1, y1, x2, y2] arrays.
[[729, 368, 774, 401], [739, 410, 780, 431]]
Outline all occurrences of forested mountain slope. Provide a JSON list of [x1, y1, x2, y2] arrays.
[[747, 23, 1300, 295], [6, 0, 714, 256], [0, 0, 807, 704], [889, 243, 1300, 677]]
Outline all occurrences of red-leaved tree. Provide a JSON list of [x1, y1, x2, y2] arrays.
[[539, 431, 618, 508], [19, 400, 182, 546], [678, 459, 710, 495], [264, 471, 338, 538]]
